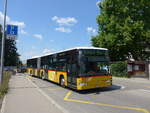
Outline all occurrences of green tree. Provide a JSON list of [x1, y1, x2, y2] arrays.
[[92, 0, 150, 61], [4, 39, 21, 66], [0, 24, 21, 66]]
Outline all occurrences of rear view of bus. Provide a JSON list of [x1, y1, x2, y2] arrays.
[[76, 48, 112, 90]]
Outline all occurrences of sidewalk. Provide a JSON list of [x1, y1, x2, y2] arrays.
[[1, 74, 63, 113], [113, 76, 150, 84]]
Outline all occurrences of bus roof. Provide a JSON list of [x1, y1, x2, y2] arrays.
[[28, 47, 108, 60], [69, 47, 108, 50]]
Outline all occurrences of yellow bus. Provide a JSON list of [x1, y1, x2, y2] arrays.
[[27, 47, 112, 90]]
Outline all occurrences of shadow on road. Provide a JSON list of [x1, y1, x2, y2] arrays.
[[77, 84, 122, 95], [29, 75, 123, 95]]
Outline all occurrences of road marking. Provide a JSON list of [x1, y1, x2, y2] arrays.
[[26, 77, 69, 113], [64, 91, 149, 113], [0, 95, 6, 113], [141, 89, 150, 93], [146, 86, 150, 88]]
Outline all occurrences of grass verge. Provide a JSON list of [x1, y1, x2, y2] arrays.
[[0, 71, 11, 98]]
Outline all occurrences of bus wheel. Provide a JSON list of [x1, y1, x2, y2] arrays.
[[60, 76, 65, 87]]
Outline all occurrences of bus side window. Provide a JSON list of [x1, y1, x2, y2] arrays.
[[55, 62, 66, 72], [67, 64, 71, 73], [67, 64, 77, 75], [72, 64, 77, 75]]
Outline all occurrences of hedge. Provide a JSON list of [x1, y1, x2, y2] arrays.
[[110, 61, 129, 78], [0, 71, 11, 98]]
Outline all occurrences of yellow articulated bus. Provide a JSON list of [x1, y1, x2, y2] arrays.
[[27, 47, 112, 90]]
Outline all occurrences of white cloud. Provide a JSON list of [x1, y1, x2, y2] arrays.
[[96, 1, 101, 8], [0, 11, 27, 35], [86, 27, 97, 35], [20, 51, 38, 61], [33, 34, 43, 40], [20, 29, 27, 35], [52, 16, 77, 26], [16, 40, 19, 43], [19, 47, 56, 61], [20, 49, 40, 60], [43, 48, 54, 55], [50, 40, 54, 42], [31, 46, 36, 49], [0, 12, 25, 28], [55, 27, 72, 33]]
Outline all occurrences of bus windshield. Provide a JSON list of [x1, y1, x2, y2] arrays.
[[79, 50, 110, 76]]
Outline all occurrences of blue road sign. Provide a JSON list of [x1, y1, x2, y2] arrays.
[[6, 25, 18, 36]]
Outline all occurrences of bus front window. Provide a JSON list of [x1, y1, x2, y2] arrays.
[[80, 56, 110, 76]]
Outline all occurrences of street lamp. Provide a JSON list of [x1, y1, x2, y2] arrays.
[[0, 0, 8, 84]]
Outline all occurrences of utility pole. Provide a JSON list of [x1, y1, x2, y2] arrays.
[[0, 0, 8, 84]]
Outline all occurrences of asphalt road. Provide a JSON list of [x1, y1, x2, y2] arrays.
[[2, 73, 150, 113]]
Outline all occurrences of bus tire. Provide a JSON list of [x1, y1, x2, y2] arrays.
[[60, 76, 65, 87]]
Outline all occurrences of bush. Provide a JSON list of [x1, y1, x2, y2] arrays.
[[110, 61, 129, 78], [0, 71, 11, 98]]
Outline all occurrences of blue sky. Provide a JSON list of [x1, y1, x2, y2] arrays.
[[0, 0, 101, 61]]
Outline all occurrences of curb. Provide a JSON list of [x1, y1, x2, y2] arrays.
[[0, 95, 6, 113]]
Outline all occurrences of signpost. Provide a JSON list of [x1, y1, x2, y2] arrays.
[[0, 24, 18, 84], [0, 0, 8, 84], [6, 25, 18, 40]]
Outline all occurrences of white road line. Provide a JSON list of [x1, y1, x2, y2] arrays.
[[0, 95, 6, 113], [26, 77, 69, 113], [140, 89, 150, 93]]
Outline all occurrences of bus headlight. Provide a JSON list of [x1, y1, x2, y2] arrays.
[[106, 80, 111, 83], [79, 83, 87, 86]]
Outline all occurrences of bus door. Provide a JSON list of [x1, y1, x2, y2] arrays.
[[67, 63, 78, 88]]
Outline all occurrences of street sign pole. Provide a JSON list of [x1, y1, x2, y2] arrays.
[[0, 0, 8, 84]]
